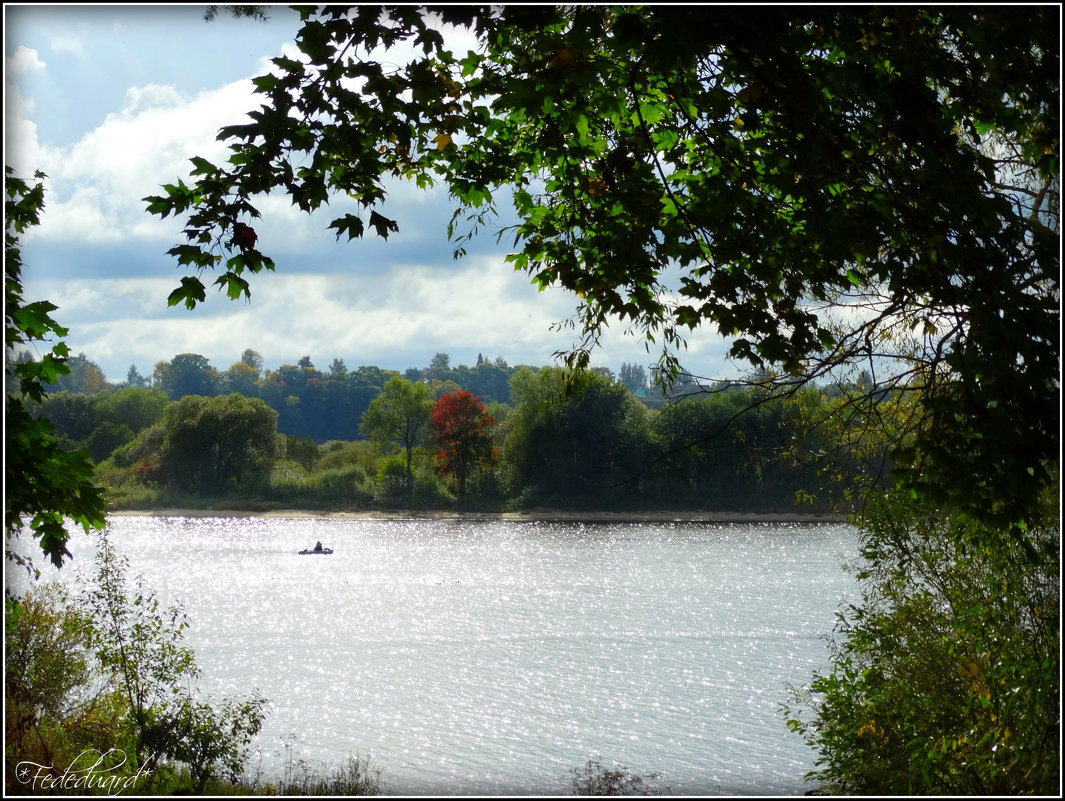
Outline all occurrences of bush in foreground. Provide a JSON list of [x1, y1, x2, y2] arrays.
[[273, 754, 383, 796], [5, 530, 270, 794], [785, 489, 1059, 794], [571, 758, 670, 796]]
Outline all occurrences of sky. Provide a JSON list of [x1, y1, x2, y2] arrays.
[[5, 4, 739, 384]]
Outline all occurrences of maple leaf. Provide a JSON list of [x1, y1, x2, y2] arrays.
[[230, 222, 258, 251]]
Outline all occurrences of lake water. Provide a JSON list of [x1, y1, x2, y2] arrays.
[[7, 515, 860, 795]]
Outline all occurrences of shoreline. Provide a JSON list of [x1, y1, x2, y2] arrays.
[[109, 507, 850, 524]]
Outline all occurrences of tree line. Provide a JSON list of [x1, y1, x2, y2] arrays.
[[28, 349, 661, 443], [23, 350, 881, 513]]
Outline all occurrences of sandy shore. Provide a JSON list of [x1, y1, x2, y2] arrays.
[[109, 507, 848, 524]]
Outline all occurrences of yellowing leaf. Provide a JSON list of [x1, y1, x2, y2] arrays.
[[433, 133, 453, 151], [549, 46, 576, 71], [736, 83, 763, 104], [582, 177, 607, 197]]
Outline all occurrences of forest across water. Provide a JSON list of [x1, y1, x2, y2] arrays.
[[14, 348, 882, 514]]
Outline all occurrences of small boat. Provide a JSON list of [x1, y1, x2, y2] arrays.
[[299, 546, 333, 555]]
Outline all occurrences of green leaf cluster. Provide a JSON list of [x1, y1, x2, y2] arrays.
[[785, 489, 1059, 794], [147, 7, 1057, 537], [6, 167, 107, 572], [153, 393, 280, 494], [360, 375, 434, 497]]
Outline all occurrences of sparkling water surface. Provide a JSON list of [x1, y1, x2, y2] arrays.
[[9, 516, 859, 795]]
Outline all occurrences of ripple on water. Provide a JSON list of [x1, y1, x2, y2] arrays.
[[10, 517, 859, 795]]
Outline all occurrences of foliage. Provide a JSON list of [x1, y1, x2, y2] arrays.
[[82, 364, 880, 513], [571, 758, 669, 796], [284, 433, 321, 470], [5, 167, 107, 572], [144, 6, 1057, 539], [33, 389, 97, 445], [44, 344, 525, 449], [93, 385, 169, 433], [6, 556, 268, 795], [215, 353, 399, 442], [44, 352, 110, 394], [126, 363, 148, 387], [373, 454, 410, 506], [4, 583, 126, 775], [619, 362, 648, 393], [224, 358, 262, 397], [430, 389, 497, 504], [649, 389, 757, 504], [203, 4, 270, 24], [29, 376, 165, 465], [153, 352, 220, 400], [506, 367, 653, 505], [82, 420, 136, 463], [316, 439, 378, 472], [784, 489, 1060, 794], [276, 754, 383, 796], [80, 528, 267, 790], [316, 462, 374, 505], [156, 392, 279, 493], [360, 375, 434, 497]]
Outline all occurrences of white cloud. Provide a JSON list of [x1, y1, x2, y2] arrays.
[[4, 48, 45, 175], [3, 84, 41, 176], [47, 33, 85, 57], [121, 82, 187, 113], [15, 67, 442, 249], [205, 255, 583, 363], [25, 254, 735, 382], [26, 261, 574, 379], [6, 44, 46, 73], [27, 78, 259, 244], [23, 277, 174, 320]]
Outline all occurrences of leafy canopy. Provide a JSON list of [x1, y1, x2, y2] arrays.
[[360, 375, 434, 494], [145, 6, 1058, 534], [785, 488, 1059, 794], [431, 389, 496, 503], [6, 167, 107, 572]]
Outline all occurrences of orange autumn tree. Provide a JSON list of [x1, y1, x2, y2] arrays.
[[430, 390, 497, 504]]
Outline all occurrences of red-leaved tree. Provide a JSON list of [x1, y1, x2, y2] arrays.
[[430, 390, 497, 504]]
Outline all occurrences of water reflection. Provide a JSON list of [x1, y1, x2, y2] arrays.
[[9, 517, 858, 795]]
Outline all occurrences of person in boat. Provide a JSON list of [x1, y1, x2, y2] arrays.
[[313, 541, 323, 552]]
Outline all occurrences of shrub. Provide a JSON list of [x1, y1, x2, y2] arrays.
[[83, 421, 135, 463], [373, 455, 409, 505], [317, 440, 379, 473], [268, 459, 316, 502], [5, 584, 115, 766], [317, 463, 371, 504], [319, 439, 351, 454], [112, 422, 165, 469], [284, 434, 320, 471], [277, 754, 383, 796], [571, 758, 668, 795], [463, 468, 505, 509], [784, 489, 1059, 794], [80, 529, 267, 791]]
